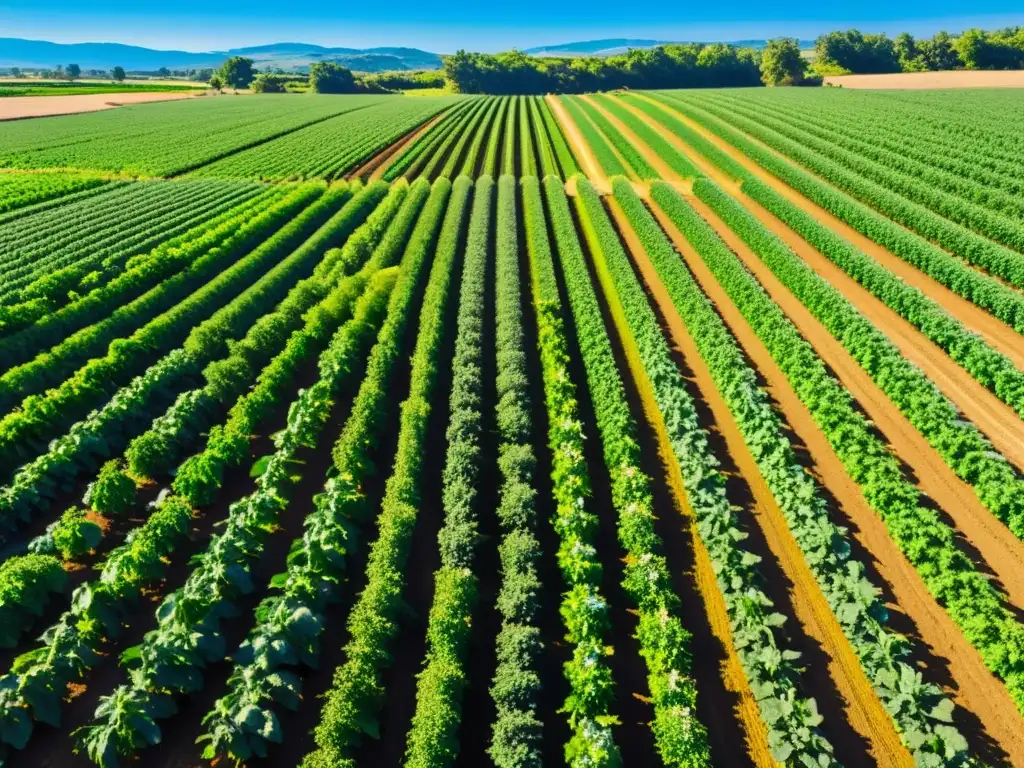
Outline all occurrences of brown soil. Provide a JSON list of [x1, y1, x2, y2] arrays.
[[621, 92, 1024, 368], [0, 91, 204, 121], [645, 197, 1024, 765], [686, 191, 1024, 611], [619, 93, 1024, 603], [605, 197, 912, 767], [577, 203, 775, 766], [544, 94, 611, 193], [607, 94, 1024, 471], [824, 70, 1024, 89], [347, 112, 445, 182]]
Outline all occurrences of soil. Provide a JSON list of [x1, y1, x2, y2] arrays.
[[621, 92, 1024, 368], [0, 91, 204, 121], [619, 93, 1024, 609], [646, 197, 1024, 765], [604, 197, 909, 766], [604, 94, 1024, 472], [563, 198, 775, 765], [544, 94, 611, 193], [823, 70, 1024, 89], [348, 112, 446, 182]]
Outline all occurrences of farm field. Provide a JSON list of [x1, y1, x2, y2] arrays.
[[0, 86, 1022, 768]]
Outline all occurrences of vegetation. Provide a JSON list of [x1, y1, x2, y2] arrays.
[[1, 72, 1022, 768]]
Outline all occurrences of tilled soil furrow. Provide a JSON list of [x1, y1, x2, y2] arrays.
[[646, 198, 1024, 765]]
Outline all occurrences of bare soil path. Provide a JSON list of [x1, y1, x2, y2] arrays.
[[346, 112, 445, 182], [622, 93, 1024, 368], [689, 189, 1024, 608], [605, 197, 912, 767], [0, 90, 205, 120], [599, 93, 1024, 475], [644, 197, 1024, 765], [544, 94, 611, 193], [824, 70, 1024, 89]]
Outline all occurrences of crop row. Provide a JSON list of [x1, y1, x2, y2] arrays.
[[0, 170, 110, 216], [0, 192, 405, 761], [382, 100, 477, 181], [0, 184, 386, 546], [191, 97, 457, 181], [488, 175, 545, 766], [704, 91, 1024, 209], [619, 93, 1024, 339], [0, 180, 265, 301], [403, 175, 493, 766], [78, 269, 397, 766], [571, 176, 835, 765], [559, 96, 628, 177], [0, 183, 366, 478], [195, 177, 453, 763], [663, 92, 1024, 287], [567, 97, 655, 180], [693, 179, 1024, 539], [540, 175, 622, 766], [0, 184, 307, 399], [651, 181, 1024, 716], [612, 179, 968, 762], [0, 94, 393, 176], [302, 176, 473, 767]]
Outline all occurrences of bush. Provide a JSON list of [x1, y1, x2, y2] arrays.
[[85, 460, 137, 516]]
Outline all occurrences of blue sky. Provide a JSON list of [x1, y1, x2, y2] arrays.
[[2, 0, 1022, 52]]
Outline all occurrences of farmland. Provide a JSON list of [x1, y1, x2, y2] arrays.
[[0, 85, 1021, 768]]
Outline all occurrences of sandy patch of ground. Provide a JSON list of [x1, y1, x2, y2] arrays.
[[0, 90, 206, 121], [824, 70, 1024, 89]]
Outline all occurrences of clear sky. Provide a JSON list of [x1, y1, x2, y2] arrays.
[[2, 0, 1022, 52]]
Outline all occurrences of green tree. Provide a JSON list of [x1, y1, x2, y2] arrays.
[[111, 66, 126, 82], [9, 67, 20, 78], [209, 73, 224, 91], [217, 56, 255, 89], [251, 73, 288, 93], [67, 63, 81, 80], [760, 38, 807, 85], [309, 61, 357, 93]]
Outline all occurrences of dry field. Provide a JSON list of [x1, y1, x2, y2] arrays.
[[824, 69, 1024, 88], [0, 90, 207, 120]]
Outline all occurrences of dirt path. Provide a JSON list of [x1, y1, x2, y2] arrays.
[[585, 216, 775, 767], [645, 197, 1024, 766], [683, 188, 1024, 610], [347, 112, 445, 182], [824, 70, 1024, 89], [621, 93, 1024, 369], [0, 90, 205, 121], [605, 198, 912, 767], [604, 95, 1024, 472], [544, 94, 610, 193]]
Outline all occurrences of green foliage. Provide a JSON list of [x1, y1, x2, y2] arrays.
[[250, 73, 288, 93], [651, 180, 1024, 719], [303, 177, 473, 767], [309, 62, 357, 94], [614, 178, 968, 763], [760, 38, 808, 85], [814, 30, 900, 73], [442, 44, 760, 94], [0, 554, 66, 648], [536, 176, 623, 766], [85, 461, 136, 517], [111, 66, 125, 82], [217, 57, 255, 89], [50, 507, 101, 561]]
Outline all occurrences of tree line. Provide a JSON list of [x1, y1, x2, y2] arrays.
[[443, 26, 1024, 93]]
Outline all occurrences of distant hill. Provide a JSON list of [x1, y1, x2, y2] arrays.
[[0, 38, 443, 73], [523, 37, 815, 57]]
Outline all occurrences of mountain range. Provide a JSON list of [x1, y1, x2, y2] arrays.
[[0, 37, 816, 73], [0, 39, 443, 73]]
